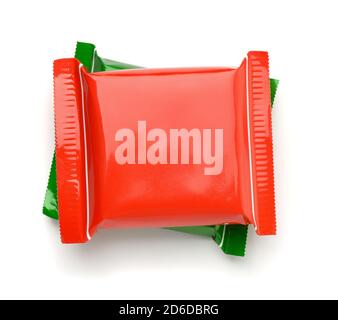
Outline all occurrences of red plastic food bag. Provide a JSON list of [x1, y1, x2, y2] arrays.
[[54, 52, 275, 243]]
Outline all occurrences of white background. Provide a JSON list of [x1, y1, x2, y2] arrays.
[[0, 0, 337, 300]]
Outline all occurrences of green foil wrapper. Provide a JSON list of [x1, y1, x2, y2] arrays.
[[44, 42, 279, 257]]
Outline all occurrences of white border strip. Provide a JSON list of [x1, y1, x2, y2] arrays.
[[78, 64, 92, 240], [91, 48, 97, 72], [218, 224, 227, 248], [245, 56, 258, 230]]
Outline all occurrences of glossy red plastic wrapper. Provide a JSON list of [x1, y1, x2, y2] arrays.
[[54, 52, 276, 243]]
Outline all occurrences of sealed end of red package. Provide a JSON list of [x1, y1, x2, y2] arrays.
[[53, 60, 90, 242], [54, 52, 275, 244], [246, 52, 276, 235]]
